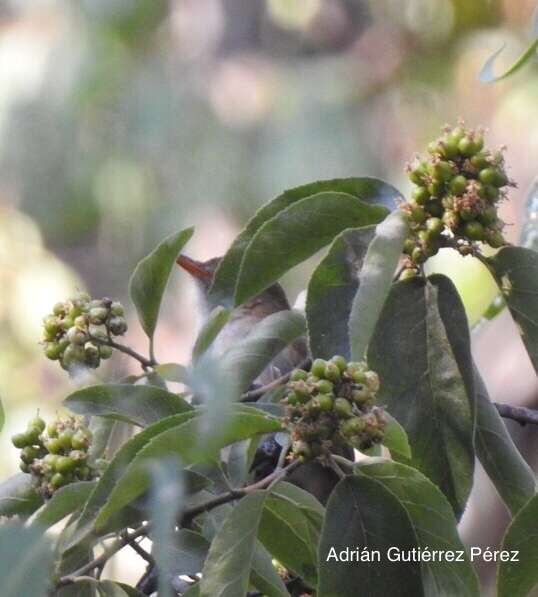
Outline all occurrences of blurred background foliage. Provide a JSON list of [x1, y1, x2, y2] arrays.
[[0, 0, 538, 589]]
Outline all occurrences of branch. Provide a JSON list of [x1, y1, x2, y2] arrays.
[[88, 331, 156, 371], [240, 358, 312, 402], [56, 459, 302, 588], [495, 402, 538, 426]]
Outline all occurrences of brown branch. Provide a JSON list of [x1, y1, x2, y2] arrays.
[[495, 402, 538, 426], [240, 358, 312, 402]]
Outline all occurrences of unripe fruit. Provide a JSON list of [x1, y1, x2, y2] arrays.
[[412, 247, 426, 264], [403, 239, 416, 255], [431, 161, 453, 182], [26, 426, 42, 444], [350, 368, 367, 384], [98, 344, 113, 360], [110, 301, 124, 316], [45, 438, 62, 454], [364, 371, 380, 392], [330, 355, 347, 373], [449, 175, 467, 196], [318, 394, 334, 411], [325, 362, 341, 382], [20, 462, 30, 473], [53, 302, 66, 316], [334, 398, 352, 418], [412, 186, 429, 205], [45, 342, 63, 360], [464, 221, 485, 241], [60, 317, 75, 331], [62, 344, 85, 366], [44, 454, 59, 468], [290, 369, 308, 382], [347, 361, 367, 375], [43, 315, 60, 336], [459, 207, 474, 222], [479, 167, 508, 188], [470, 153, 490, 170], [425, 199, 443, 217], [58, 429, 75, 450], [317, 379, 334, 394], [408, 161, 428, 185], [311, 359, 327, 379], [426, 217, 443, 235], [479, 206, 497, 225], [12, 432, 29, 449], [400, 268, 417, 280], [486, 229, 505, 249], [70, 450, 87, 462], [442, 210, 459, 230], [352, 385, 370, 404], [71, 430, 91, 450], [47, 421, 58, 438], [51, 473, 67, 488], [67, 326, 87, 345], [482, 185, 500, 201], [458, 136, 476, 157], [287, 391, 299, 406], [109, 316, 127, 336], [55, 456, 76, 473], [29, 416, 46, 433], [341, 417, 366, 437], [78, 465, 92, 480], [427, 181, 444, 199], [89, 307, 108, 325], [410, 206, 426, 224]]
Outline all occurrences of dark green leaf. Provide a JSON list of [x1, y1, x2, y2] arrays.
[[168, 529, 210, 575], [349, 210, 409, 360], [56, 541, 96, 597], [63, 579, 145, 597], [258, 483, 323, 587], [368, 276, 475, 517], [0, 522, 54, 597], [491, 247, 538, 375], [306, 226, 375, 359], [209, 178, 402, 305], [93, 406, 280, 531], [498, 492, 538, 597], [0, 473, 43, 518], [64, 411, 197, 551], [224, 438, 258, 488], [474, 366, 535, 515], [234, 192, 388, 306], [64, 384, 192, 427], [129, 227, 194, 339], [154, 363, 188, 383], [251, 541, 289, 597], [88, 418, 115, 461], [200, 491, 268, 597], [30, 481, 96, 530], [381, 413, 412, 461], [192, 306, 231, 361], [318, 475, 423, 597], [356, 458, 479, 596]]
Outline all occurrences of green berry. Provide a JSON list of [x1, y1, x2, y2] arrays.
[[410, 206, 426, 224], [482, 185, 500, 201], [442, 210, 459, 229], [334, 398, 352, 418], [52, 302, 66, 316], [70, 450, 88, 462], [20, 462, 30, 473], [470, 153, 490, 170], [71, 430, 91, 450], [364, 371, 380, 392], [290, 369, 308, 382], [29, 416, 46, 433], [317, 379, 334, 394], [341, 417, 366, 437], [47, 421, 58, 438], [431, 160, 453, 182], [44, 342, 63, 360], [486, 229, 505, 249], [479, 206, 497, 225], [108, 316, 127, 336], [408, 161, 428, 185], [351, 385, 370, 404], [58, 429, 75, 450], [62, 344, 85, 367], [110, 301, 124, 316], [25, 426, 42, 444], [12, 433, 29, 449], [449, 175, 468, 195], [426, 217, 443, 235], [347, 361, 367, 375], [464, 221, 485, 241], [412, 186, 429, 205], [311, 358, 327, 378], [412, 247, 426, 264], [403, 239, 416, 255], [78, 466, 92, 480], [350, 369, 367, 384], [318, 394, 334, 411], [45, 438, 62, 454], [330, 355, 347, 373], [425, 199, 443, 217], [84, 344, 100, 369], [459, 207, 474, 222], [55, 456, 76, 473], [458, 136, 476, 157], [43, 315, 60, 336], [479, 167, 508, 188], [60, 317, 75, 331], [51, 473, 67, 488], [286, 391, 299, 406], [98, 345, 113, 359], [325, 362, 341, 382], [67, 326, 87, 345], [43, 454, 59, 468], [427, 181, 444, 198], [400, 268, 417, 281], [89, 307, 108, 325]]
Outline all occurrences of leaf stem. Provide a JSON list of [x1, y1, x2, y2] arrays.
[[495, 402, 538, 426], [240, 358, 312, 402]]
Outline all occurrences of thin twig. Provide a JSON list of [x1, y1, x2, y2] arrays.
[[331, 454, 355, 472], [88, 332, 156, 371], [495, 402, 538, 426], [121, 531, 155, 565], [240, 358, 312, 402], [326, 454, 346, 479]]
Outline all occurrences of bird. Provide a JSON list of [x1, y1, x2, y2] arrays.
[[176, 254, 347, 502]]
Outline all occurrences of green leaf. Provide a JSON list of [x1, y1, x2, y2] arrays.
[[209, 178, 402, 305], [0, 522, 54, 597], [498, 492, 538, 597], [0, 397, 4, 433], [154, 363, 188, 383], [220, 309, 306, 394], [129, 227, 194, 339], [200, 491, 268, 597], [250, 541, 289, 597], [349, 210, 409, 360], [64, 384, 192, 427], [474, 366, 535, 515], [93, 406, 281, 531], [368, 276, 475, 517], [381, 412, 412, 461], [234, 192, 389, 306], [168, 529, 210, 575], [318, 475, 423, 597], [30, 481, 96, 529], [258, 483, 323, 587], [0, 473, 43, 518], [479, 37, 538, 83], [64, 411, 197, 551], [64, 579, 145, 597], [306, 226, 376, 359], [491, 246, 538, 375], [356, 458, 480, 596], [192, 306, 231, 361]]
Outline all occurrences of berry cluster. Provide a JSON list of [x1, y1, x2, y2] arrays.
[[12, 414, 100, 499], [282, 356, 385, 460], [401, 123, 513, 278], [42, 292, 127, 371]]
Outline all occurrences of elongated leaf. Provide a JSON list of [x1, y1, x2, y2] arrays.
[[30, 481, 96, 529], [0, 473, 43, 518], [93, 407, 281, 531], [251, 541, 289, 597], [234, 192, 388, 306], [258, 483, 323, 587], [318, 475, 423, 597], [209, 178, 402, 305], [498, 492, 538, 597], [306, 226, 376, 359], [474, 366, 535, 515], [148, 459, 184, 597], [168, 529, 210, 575], [129, 227, 194, 339], [63, 579, 145, 597], [356, 458, 479, 596], [221, 309, 306, 393], [491, 246, 538, 375], [64, 411, 197, 551], [64, 384, 192, 427], [0, 397, 4, 433], [0, 522, 53, 597], [382, 413, 412, 461], [192, 306, 231, 361], [368, 276, 475, 517], [349, 210, 409, 360], [200, 491, 268, 597], [479, 37, 538, 83], [154, 363, 188, 383]]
